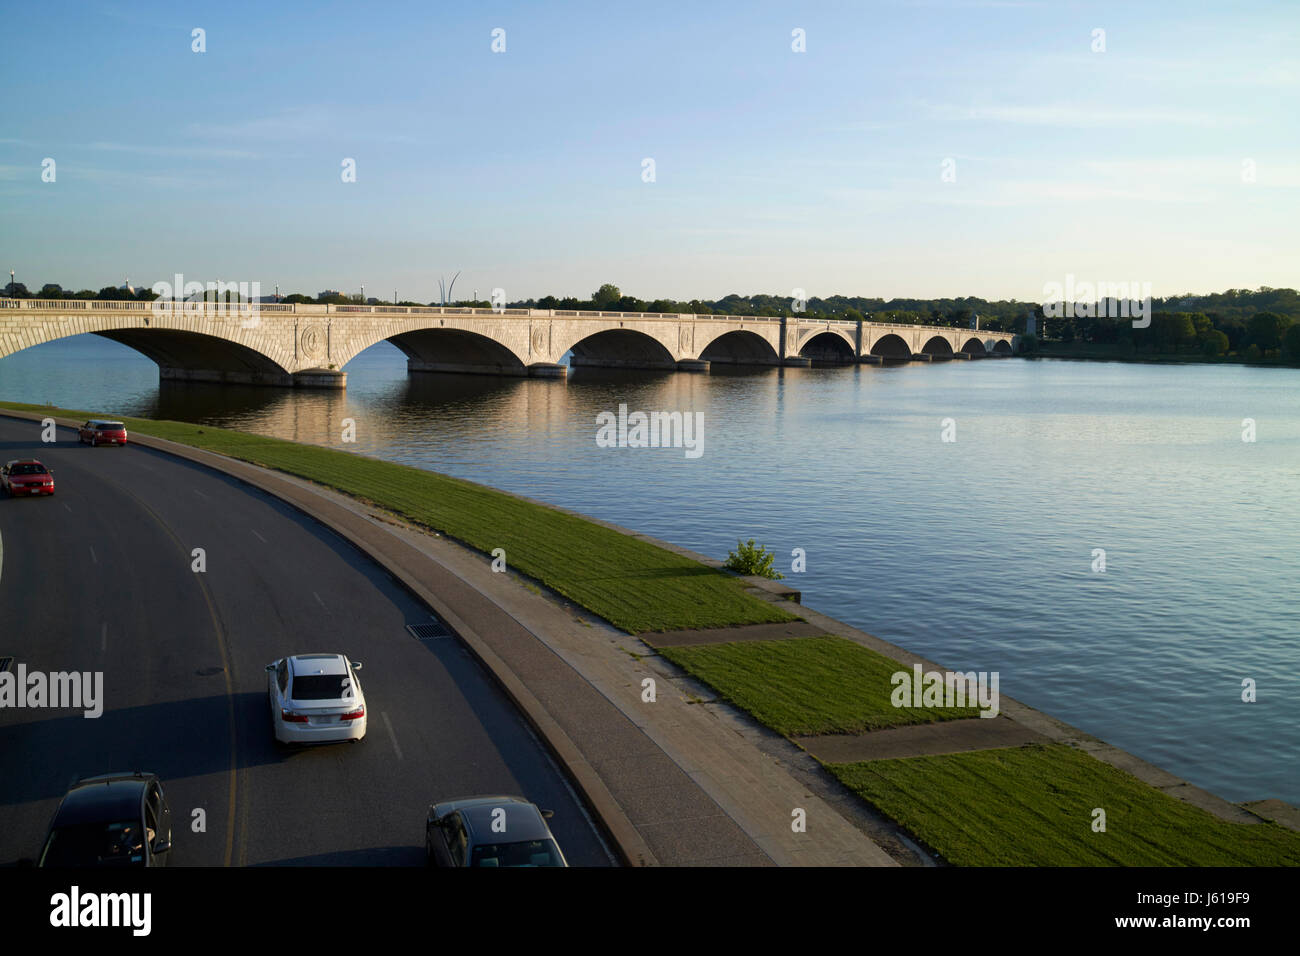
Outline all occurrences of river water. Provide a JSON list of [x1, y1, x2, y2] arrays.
[[3, 336, 1297, 805]]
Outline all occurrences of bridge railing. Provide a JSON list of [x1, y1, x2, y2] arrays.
[[0, 298, 1016, 337]]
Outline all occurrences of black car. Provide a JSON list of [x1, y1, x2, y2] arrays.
[[38, 773, 173, 867], [426, 795, 567, 867]]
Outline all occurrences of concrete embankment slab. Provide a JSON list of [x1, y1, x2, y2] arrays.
[[794, 717, 1049, 764]]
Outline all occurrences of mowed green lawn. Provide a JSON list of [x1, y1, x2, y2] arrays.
[[660, 636, 980, 736], [0, 402, 795, 634], [830, 743, 1300, 866]]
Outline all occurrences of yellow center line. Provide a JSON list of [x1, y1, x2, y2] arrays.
[[95, 470, 242, 868]]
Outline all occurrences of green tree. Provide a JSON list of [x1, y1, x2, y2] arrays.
[[1200, 329, 1229, 357], [1247, 312, 1287, 353], [1284, 323, 1300, 362], [592, 283, 621, 309]]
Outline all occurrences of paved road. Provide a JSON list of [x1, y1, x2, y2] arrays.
[[0, 415, 614, 866]]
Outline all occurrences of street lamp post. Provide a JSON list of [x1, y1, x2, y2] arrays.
[[8, 270, 13, 297], [360, 284, 365, 305]]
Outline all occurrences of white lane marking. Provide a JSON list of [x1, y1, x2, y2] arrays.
[[313, 591, 325, 608], [101, 622, 107, 652], [63, 503, 71, 512], [382, 712, 403, 760], [251, 530, 267, 543], [379, 712, 400, 759], [194, 488, 209, 499], [89, 546, 98, 564]]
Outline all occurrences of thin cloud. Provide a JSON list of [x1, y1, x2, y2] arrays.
[[926, 102, 1246, 128], [86, 141, 259, 160]]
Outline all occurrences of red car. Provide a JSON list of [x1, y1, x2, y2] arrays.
[[1, 459, 55, 497], [78, 420, 128, 446]]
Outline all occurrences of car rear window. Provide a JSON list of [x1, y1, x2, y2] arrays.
[[41, 821, 147, 867], [98, 423, 125, 431], [11, 464, 47, 475], [471, 839, 564, 867], [290, 674, 353, 700]]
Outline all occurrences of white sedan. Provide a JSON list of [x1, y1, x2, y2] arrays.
[[266, 654, 367, 745]]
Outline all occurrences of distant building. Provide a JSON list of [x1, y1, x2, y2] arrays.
[[1025, 310, 1037, 337], [318, 289, 343, 299]]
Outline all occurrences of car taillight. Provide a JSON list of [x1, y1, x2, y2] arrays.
[[340, 705, 365, 721], [280, 708, 309, 723]]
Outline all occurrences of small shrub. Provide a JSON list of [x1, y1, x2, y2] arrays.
[[724, 538, 784, 579]]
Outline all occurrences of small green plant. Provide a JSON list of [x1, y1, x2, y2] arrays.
[[724, 538, 784, 579]]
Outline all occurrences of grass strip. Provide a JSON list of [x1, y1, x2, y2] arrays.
[[0, 401, 795, 634], [660, 635, 980, 736], [829, 743, 1300, 866]]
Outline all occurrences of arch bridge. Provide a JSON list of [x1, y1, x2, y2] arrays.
[[0, 299, 1019, 388]]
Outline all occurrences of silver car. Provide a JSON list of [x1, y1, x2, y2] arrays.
[[426, 796, 568, 867]]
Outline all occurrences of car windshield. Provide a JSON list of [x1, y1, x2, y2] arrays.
[[10, 464, 46, 475], [98, 424, 124, 431], [471, 839, 564, 867], [41, 820, 148, 867], [290, 674, 353, 700]]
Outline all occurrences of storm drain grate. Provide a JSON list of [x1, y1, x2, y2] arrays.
[[407, 621, 452, 641], [0, 657, 12, 674]]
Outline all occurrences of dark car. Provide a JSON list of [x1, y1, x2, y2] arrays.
[[38, 773, 173, 867], [1, 459, 55, 496], [78, 420, 128, 446], [426, 795, 567, 867]]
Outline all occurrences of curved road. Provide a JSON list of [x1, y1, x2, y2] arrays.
[[0, 415, 614, 866]]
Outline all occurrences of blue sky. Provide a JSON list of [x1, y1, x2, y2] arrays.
[[1, 0, 1297, 303]]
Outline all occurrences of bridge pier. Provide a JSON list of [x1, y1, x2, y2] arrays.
[[528, 362, 567, 379], [294, 368, 348, 388], [159, 366, 348, 388], [782, 356, 812, 368], [910, 353, 933, 362], [568, 355, 677, 371], [407, 359, 529, 377], [676, 359, 710, 372], [858, 355, 883, 365], [160, 366, 295, 387]]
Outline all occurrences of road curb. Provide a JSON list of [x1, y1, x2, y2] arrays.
[[1, 410, 656, 867]]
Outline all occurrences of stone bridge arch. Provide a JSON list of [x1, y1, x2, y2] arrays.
[[795, 326, 855, 354], [552, 321, 680, 370], [868, 332, 913, 359], [0, 307, 299, 384], [921, 334, 955, 356], [695, 327, 781, 365], [330, 317, 532, 376]]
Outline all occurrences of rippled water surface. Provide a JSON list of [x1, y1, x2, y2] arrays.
[[3, 336, 1298, 804]]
